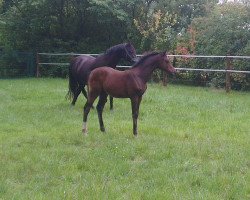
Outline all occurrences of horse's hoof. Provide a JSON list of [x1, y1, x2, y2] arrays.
[[83, 132, 88, 136], [82, 129, 88, 136], [100, 127, 106, 132]]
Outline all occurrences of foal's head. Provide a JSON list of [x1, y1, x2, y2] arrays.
[[106, 43, 137, 63], [158, 51, 176, 74]]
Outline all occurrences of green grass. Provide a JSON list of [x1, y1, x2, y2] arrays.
[[0, 78, 249, 200]]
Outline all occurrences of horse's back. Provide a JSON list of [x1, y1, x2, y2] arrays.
[[71, 55, 96, 83], [89, 67, 145, 98], [90, 67, 126, 82], [72, 55, 95, 73], [88, 67, 125, 95]]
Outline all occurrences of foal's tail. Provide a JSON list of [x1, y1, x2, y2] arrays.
[[66, 60, 77, 100]]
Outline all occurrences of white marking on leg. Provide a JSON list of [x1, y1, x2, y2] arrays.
[[82, 122, 88, 135]]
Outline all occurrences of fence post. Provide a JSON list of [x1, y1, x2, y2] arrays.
[[225, 55, 233, 93], [36, 53, 40, 77]]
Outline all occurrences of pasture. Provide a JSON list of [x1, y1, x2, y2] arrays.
[[0, 78, 249, 199]]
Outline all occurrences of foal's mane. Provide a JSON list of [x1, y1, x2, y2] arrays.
[[132, 52, 159, 68], [105, 43, 126, 55]]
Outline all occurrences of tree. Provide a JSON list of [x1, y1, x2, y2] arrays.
[[0, 0, 138, 52], [175, 2, 250, 89], [190, 3, 250, 55], [133, 0, 217, 51]]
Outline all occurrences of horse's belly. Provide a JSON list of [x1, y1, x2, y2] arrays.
[[108, 91, 128, 98], [103, 75, 129, 98], [103, 72, 146, 98], [104, 85, 128, 98]]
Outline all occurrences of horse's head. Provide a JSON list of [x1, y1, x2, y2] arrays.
[[158, 51, 176, 74], [123, 43, 137, 63]]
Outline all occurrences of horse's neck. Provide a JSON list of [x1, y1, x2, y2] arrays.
[[92, 53, 120, 68], [131, 58, 158, 83]]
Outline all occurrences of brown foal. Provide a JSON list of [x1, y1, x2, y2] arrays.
[[82, 51, 176, 136]]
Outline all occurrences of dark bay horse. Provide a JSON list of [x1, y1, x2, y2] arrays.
[[82, 51, 176, 136], [67, 43, 137, 109]]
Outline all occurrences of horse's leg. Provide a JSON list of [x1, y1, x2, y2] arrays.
[[82, 92, 98, 135], [130, 96, 139, 136], [97, 92, 108, 132], [109, 96, 113, 111], [82, 85, 94, 109], [137, 96, 142, 115], [81, 85, 88, 99], [71, 85, 82, 105]]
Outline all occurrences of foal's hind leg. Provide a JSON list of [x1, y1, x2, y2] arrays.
[[97, 92, 108, 132], [82, 92, 98, 135], [82, 85, 95, 109]]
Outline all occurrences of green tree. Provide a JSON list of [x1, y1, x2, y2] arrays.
[[191, 3, 250, 55], [133, 0, 217, 51], [0, 0, 139, 52], [175, 2, 250, 89]]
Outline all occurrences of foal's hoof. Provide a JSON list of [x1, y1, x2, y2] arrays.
[[100, 127, 106, 132], [82, 129, 88, 136]]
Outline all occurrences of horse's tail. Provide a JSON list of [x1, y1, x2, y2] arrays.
[[66, 59, 77, 100]]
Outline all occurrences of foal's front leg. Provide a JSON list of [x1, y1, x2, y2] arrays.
[[131, 96, 140, 136], [97, 92, 108, 132]]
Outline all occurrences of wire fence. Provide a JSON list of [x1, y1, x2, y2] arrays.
[[0, 51, 36, 78], [37, 52, 250, 92]]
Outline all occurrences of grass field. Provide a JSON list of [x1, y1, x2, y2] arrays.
[[0, 78, 249, 199]]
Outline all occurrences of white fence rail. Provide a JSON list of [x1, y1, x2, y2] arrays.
[[37, 52, 250, 92], [37, 52, 250, 59], [37, 53, 250, 74]]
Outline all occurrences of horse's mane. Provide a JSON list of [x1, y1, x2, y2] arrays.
[[132, 52, 159, 68], [105, 43, 126, 55]]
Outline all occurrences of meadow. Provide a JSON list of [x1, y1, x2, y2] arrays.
[[0, 78, 249, 200]]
